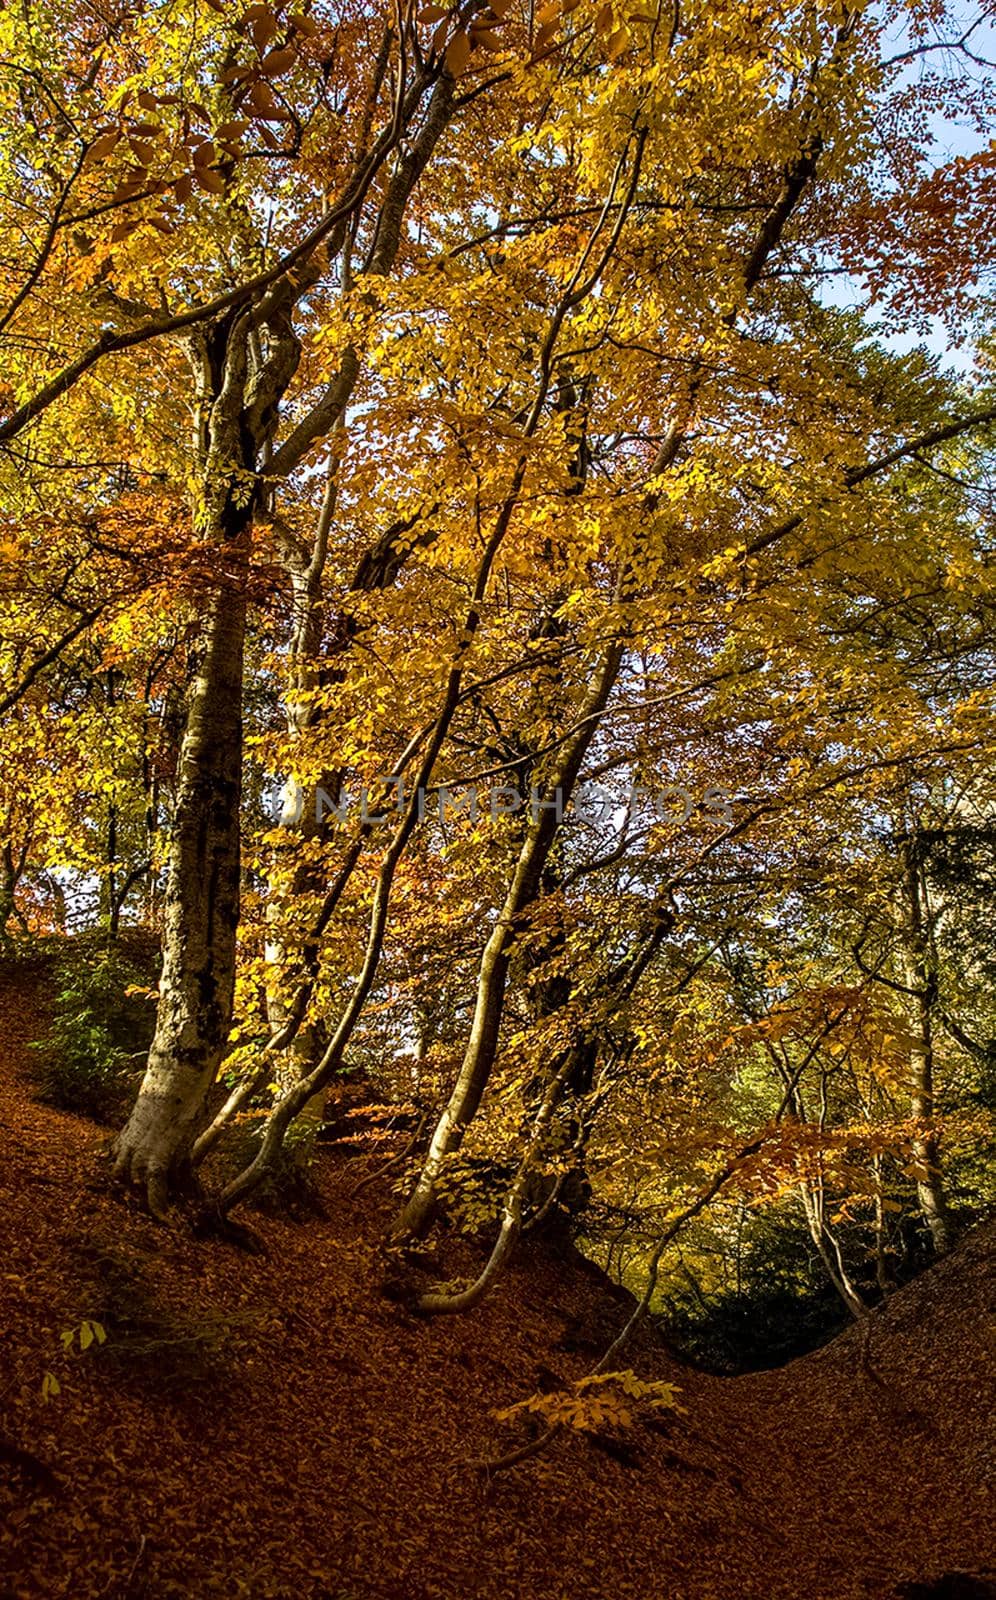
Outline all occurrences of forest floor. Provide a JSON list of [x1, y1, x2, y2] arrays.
[[1, 961, 995, 1600]]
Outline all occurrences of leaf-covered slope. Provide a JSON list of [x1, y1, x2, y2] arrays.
[[1, 963, 993, 1600]]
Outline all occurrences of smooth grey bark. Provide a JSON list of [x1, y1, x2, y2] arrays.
[[393, 641, 625, 1239], [215, 131, 648, 1214], [900, 836, 955, 1256], [417, 904, 673, 1312], [111, 54, 452, 1206], [112, 569, 248, 1211], [114, 304, 303, 1210], [251, 73, 459, 1129]]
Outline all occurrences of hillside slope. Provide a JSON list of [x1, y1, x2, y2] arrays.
[[1, 964, 994, 1600]]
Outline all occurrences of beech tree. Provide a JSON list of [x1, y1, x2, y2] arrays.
[[1, 0, 994, 1242]]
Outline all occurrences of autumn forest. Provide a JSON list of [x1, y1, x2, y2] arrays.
[[1, 0, 995, 1594]]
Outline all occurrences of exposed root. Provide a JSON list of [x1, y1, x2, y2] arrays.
[[111, 1135, 202, 1223], [189, 1205, 269, 1256]]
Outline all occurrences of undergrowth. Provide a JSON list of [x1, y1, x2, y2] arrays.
[[28, 935, 158, 1124]]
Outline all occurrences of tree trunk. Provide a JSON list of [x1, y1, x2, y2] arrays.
[[255, 80, 458, 1121], [393, 643, 624, 1239], [901, 835, 955, 1256], [113, 569, 248, 1212], [799, 1184, 867, 1319], [114, 305, 300, 1210], [0, 839, 26, 939]]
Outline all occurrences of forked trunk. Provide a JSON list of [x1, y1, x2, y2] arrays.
[[114, 310, 277, 1210], [393, 643, 623, 1239]]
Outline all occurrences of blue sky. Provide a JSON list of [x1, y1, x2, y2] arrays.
[[825, 1, 995, 374]]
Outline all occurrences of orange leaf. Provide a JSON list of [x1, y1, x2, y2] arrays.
[[251, 13, 279, 48], [260, 46, 297, 76], [445, 29, 472, 73], [84, 130, 121, 166], [193, 167, 226, 193], [248, 80, 277, 111], [110, 174, 148, 201]]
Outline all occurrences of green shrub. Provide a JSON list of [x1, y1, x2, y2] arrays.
[[218, 1114, 327, 1219], [30, 939, 157, 1123], [654, 1211, 858, 1373]]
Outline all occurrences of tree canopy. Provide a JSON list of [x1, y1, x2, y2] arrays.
[[1, 0, 995, 1336]]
